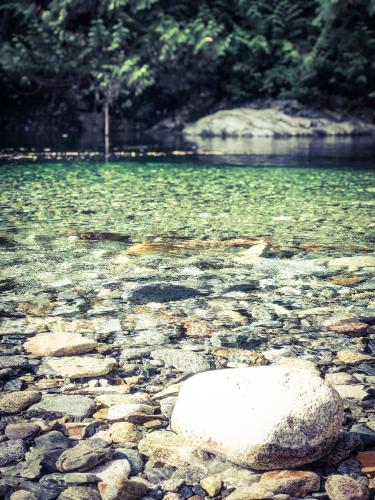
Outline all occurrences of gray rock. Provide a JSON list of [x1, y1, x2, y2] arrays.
[[350, 424, 375, 448], [210, 331, 263, 349], [114, 448, 144, 476], [0, 355, 28, 370], [5, 422, 40, 440], [28, 395, 95, 418], [151, 349, 210, 373], [56, 439, 113, 472], [321, 432, 364, 466], [0, 439, 26, 466], [58, 485, 101, 500], [0, 391, 41, 414], [34, 431, 73, 470], [127, 284, 202, 304]]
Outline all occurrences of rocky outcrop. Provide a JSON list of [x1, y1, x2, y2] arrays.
[[171, 366, 344, 469], [184, 105, 375, 138]]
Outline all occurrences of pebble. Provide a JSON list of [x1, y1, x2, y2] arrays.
[[259, 470, 321, 496], [56, 439, 113, 472], [28, 395, 95, 418], [200, 475, 222, 496], [45, 356, 116, 378], [58, 485, 101, 499], [108, 422, 142, 443], [5, 422, 40, 440], [98, 477, 148, 500], [151, 349, 210, 373], [325, 474, 370, 500], [328, 321, 369, 336], [0, 391, 41, 414], [333, 351, 374, 365], [24, 331, 98, 356], [107, 403, 155, 421]]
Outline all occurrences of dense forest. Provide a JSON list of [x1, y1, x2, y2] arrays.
[[1, 0, 375, 132]]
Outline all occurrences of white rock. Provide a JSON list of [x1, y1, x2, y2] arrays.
[[24, 332, 97, 357], [171, 366, 343, 469], [46, 356, 116, 378], [90, 458, 131, 482], [107, 403, 154, 421], [95, 393, 149, 407], [333, 385, 367, 399]]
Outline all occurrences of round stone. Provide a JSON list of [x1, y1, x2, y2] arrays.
[[171, 366, 344, 469]]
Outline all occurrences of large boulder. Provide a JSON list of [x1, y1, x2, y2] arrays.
[[183, 107, 375, 138], [171, 366, 343, 469]]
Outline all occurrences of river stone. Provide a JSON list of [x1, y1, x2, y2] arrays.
[[325, 474, 369, 500], [28, 395, 95, 418], [56, 439, 113, 472], [34, 430, 73, 469], [171, 366, 343, 469], [45, 356, 116, 378], [24, 331, 97, 357], [5, 422, 40, 440], [58, 485, 101, 500], [151, 348, 210, 373], [0, 391, 41, 414], [259, 470, 321, 496], [127, 284, 201, 304], [0, 355, 28, 370], [0, 439, 26, 466]]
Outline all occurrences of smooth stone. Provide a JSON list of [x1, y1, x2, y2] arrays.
[[108, 422, 142, 443], [259, 470, 321, 496], [127, 284, 201, 304], [95, 393, 149, 407], [0, 391, 41, 414], [171, 366, 343, 469], [5, 422, 40, 440], [333, 351, 374, 365], [64, 472, 98, 484], [89, 458, 131, 482], [98, 477, 148, 500], [226, 483, 284, 500], [58, 485, 101, 500], [325, 474, 369, 500], [0, 439, 26, 466], [114, 448, 144, 475], [0, 355, 28, 370], [56, 440, 113, 472], [107, 403, 155, 421], [351, 425, 375, 448], [45, 356, 116, 378], [28, 395, 95, 418], [151, 349, 210, 373], [24, 332, 97, 357], [138, 430, 204, 468], [334, 385, 367, 399]]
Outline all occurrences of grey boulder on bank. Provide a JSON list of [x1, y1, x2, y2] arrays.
[[171, 366, 343, 470], [183, 106, 375, 137]]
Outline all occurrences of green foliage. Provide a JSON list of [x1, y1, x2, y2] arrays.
[[0, 0, 374, 121]]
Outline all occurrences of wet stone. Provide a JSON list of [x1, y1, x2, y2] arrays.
[[127, 284, 202, 304]]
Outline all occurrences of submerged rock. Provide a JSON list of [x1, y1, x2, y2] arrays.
[[24, 332, 97, 357], [127, 284, 202, 304], [171, 366, 343, 469], [45, 356, 116, 378], [151, 348, 211, 373]]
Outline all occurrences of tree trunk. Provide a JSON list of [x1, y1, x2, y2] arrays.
[[104, 100, 110, 161]]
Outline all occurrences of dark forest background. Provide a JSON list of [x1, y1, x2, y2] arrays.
[[1, 0, 375, 133]]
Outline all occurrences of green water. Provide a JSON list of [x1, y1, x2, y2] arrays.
[[0, 161, 374, 250]]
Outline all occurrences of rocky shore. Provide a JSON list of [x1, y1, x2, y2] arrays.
[[0, 240, 374, 500], [183, 102, 375, 139]]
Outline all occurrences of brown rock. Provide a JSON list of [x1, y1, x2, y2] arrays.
[[0, 391, 41, 414], [24, 331, 97, 357], [259, 470, 320, 497], [98, 477, 148, 500], [358, 451, 375, 476], [108, 422, 142, 444], [182, 319, 213, 338], [328, 321, 369, 336], [325, 474, 369, 500]]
